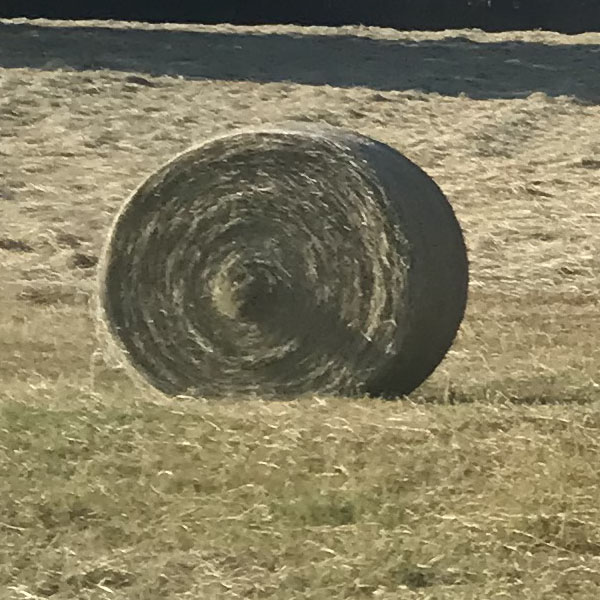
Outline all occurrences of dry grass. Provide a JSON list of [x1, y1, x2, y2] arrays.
[[2, 393, 600, 599], [0, 18, 599, 599]]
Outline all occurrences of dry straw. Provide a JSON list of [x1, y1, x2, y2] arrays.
[[98, 124, 468, 398]]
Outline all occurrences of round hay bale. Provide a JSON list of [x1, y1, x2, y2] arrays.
[[98, 124, 468, 398]]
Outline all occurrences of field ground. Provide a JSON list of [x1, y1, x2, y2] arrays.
[[0, 18, 599, 599]]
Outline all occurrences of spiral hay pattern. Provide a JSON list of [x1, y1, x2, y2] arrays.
[[99, 125, 468, 398]]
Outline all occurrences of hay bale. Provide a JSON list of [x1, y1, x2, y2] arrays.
[[98, 124, 468, 398]]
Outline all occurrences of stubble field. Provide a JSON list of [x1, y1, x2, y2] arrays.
[[0, 18, 599, 599]]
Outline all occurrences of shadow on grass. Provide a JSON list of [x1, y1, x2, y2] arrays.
[[1, 21, 599, 102], [412, 385, 599, 406]]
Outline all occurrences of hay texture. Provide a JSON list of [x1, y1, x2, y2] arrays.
[[99, 125, 468, 398]]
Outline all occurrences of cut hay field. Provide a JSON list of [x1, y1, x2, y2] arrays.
[[1, 18, 599, 599]]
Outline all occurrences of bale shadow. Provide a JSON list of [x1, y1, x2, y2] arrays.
[[1, 21, 599, 102]]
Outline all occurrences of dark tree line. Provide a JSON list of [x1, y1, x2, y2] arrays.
[[1, 1, 599, 33]]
